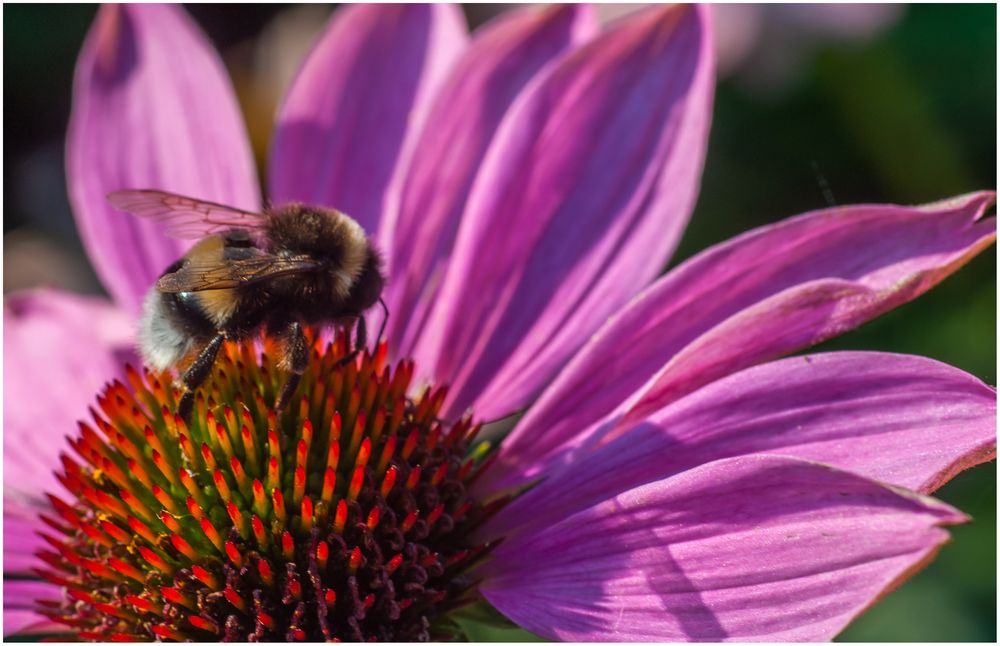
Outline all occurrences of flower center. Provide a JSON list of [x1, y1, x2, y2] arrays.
[[36, 333, 502, 641]]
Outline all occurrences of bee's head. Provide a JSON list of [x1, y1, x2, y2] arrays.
[[342, 244, 384, 313], [322, 215, 370, 301], [269, 204, 372, 301]]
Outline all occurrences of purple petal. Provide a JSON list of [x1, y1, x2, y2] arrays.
[[3, 499, 63, 636], [385, 5, 597, 356], [67, 4, 260, 313], [4, 290, 135, 503], [412, 5, 714, 419], [482, 454, 965, 642], [4, 499, 48, 576], [4, 580, 62, 608], [4, 579, 63, 635], [3, 611, 61, 637], [486, 352, 994, 540], [491, 191, 996, 487], [270, 4, 467, 235]]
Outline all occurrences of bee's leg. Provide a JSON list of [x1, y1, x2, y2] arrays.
[[355, 315, 368, 353], [275, 321, 308, 414], [177, 333, 225, 423], [375, 297, 389, 348], [335, 316, 366, 368]]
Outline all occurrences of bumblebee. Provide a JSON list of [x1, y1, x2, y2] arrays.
[[108, 189, 386, 421]]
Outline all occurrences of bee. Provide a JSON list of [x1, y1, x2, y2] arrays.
[[108, 189, 386, 422]]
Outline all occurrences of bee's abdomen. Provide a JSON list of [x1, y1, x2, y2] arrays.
[[138, 287, 218, 371], [138, 291, 190, 371]]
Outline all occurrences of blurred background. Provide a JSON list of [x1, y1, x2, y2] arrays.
[[4, 3, 996, 641]]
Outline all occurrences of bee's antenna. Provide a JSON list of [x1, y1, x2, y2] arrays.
[[375, 297, 389, 350], [810, 160, 837, 208]]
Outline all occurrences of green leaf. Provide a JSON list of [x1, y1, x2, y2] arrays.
[[451, 600, 549, 642]]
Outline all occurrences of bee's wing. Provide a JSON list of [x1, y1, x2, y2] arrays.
[[107, 189, 269, 239], [156, 254, 322, 292]]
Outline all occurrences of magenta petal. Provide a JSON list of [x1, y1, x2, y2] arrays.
[[385, 5, 597, 356], [4, 500, 63, 635], [482, 454, 966, 642], [3, 580, 60, 607], [3, 290, 135, 503], [4, 611, 60, 637], [413, 5, 714, 419], [4, 579, 63, 636], [486, 352, 994, 540], [270, 4, 467, 235], [4, 499, 47, 576], [67, 4, 260, 313], [492, 191, 996, 486]]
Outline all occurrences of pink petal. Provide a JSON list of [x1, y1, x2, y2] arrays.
[[67, 4, 260, 313], [385, 5, 597, 356], [4, 499, 48, 576], [3, 290, 135, 503], [491, 191, 996, 487], [269, 4, 467, 235], [482, 454, 966, 642], [3, 611, 62, 637], [4, 579, 63, 636], [3, 580, 62, 607], [413, 5, 714, 419], [486, 352, 994, 540], [3, 499, 63, 636]]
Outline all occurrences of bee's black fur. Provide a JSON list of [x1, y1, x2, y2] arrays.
[[158, 258, 217, 344], [256, 204, 383, 330], [266, 204, 350, 258]]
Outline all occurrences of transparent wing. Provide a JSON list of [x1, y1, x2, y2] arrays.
[[156, 254, 321, 292], [107, 189, 269, 239]]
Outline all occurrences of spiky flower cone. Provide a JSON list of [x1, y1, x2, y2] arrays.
[[37, 333, 502, 641]]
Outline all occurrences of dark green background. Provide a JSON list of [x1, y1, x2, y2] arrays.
[[4, 4, 996, 641]]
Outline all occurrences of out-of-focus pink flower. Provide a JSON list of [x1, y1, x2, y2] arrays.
[[713, 3, 904, 91], [4, 3, 995, 641], [596, 3, 903, 90]]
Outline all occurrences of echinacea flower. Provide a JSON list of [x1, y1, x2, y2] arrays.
[[4, 3, 996, 641]]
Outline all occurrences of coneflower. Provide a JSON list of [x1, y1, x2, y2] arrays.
[[36, 335, 502, 641], [4, 3, 995, 642]]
